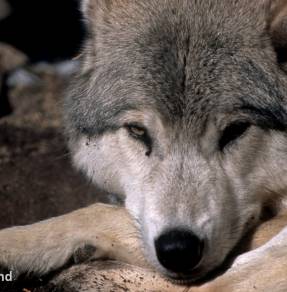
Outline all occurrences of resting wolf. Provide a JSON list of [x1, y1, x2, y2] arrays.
[[1, 0, 287, 290]]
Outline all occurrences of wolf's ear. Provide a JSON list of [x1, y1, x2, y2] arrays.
[[81, 0, 115, 24], [81, 0, 91, 19], [81, 0, 99, 24], [268, 0, 287, 64]]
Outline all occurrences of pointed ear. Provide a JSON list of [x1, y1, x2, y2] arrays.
[[81, 0, 108, 27], [81, 0, 116, 24], [81, 0, 91, 19], [268, 0, 287, 64], [81, 0, 99, 25]]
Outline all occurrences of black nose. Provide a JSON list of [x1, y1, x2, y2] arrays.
[[155, 229, 203, 274]]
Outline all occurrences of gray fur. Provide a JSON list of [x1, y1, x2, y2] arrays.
[[63, 0, 287, 280], [65, 0, 287, 137], [2, 0, 287, 284]]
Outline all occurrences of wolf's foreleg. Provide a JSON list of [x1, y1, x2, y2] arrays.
[[0, 203, 148, 276]]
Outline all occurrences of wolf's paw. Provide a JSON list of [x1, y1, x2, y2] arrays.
[[73, 244, 98, 264]]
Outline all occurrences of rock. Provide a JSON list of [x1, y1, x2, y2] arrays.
[[36, 262, 180, 292], [0, 43, 27, 74], [0, 43, 28, 118]]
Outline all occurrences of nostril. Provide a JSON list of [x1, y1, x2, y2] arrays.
[[155, 229, 204, 274]]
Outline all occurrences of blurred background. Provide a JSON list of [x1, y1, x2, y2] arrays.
[[0, 0, 110, 239], [0, 0, 85, 118], [0, 0, 85, 62], [0, 2, 108, 290]]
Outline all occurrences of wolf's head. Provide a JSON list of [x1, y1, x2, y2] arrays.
[[65, 0, 287, 281]]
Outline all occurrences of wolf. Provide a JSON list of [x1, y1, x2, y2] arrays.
[[1, 0, 287, 290]]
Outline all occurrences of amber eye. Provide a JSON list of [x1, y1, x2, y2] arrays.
[[219, 121, 251, 151], [128, 125, 146, 137], [125, 124, 152, 156]]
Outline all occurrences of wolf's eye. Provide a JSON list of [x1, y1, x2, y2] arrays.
[[128, 125, 146, 137], [219, 122, 251, 151], [125, 124, 152, 156]]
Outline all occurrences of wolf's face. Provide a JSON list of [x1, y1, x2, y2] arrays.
[[65, 0, 287, 281]]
